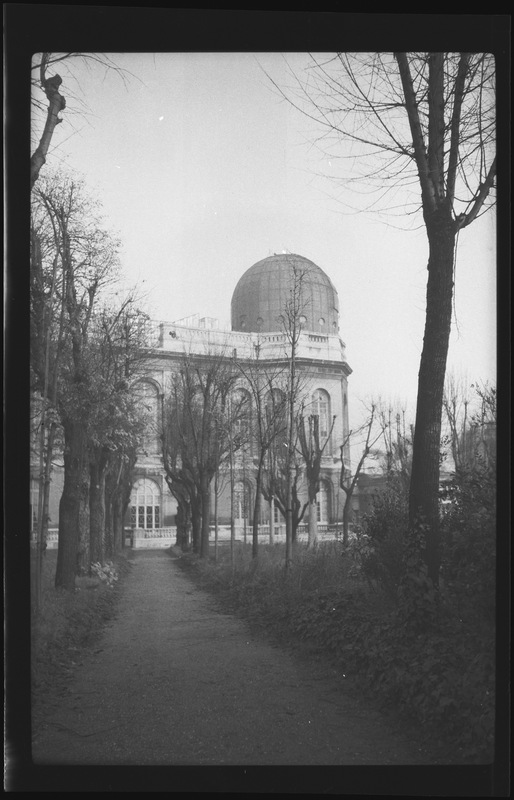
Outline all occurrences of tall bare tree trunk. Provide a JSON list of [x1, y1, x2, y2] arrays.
[[200, 478, 211, 558], [77, 470, 90, 575], [175, 499, 191, 551], [342, 495, 352, 546], [191, 496, 201, 554], [104, 476, 114, 558], [409, 207, 456, 584], [55, 418, 88, 590], [33, 419, 57, 610], [214, 469, 219, 562], [31, 69, 66, 189], [252, 455, 265, 558], [90, 452, 108, 565], [308, 499, 318, 547], [269, 496, 275, 544], [112, 496, 123, 554], [229, 426, 236, 567]]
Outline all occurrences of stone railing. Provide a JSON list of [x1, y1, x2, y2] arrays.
[[33, 524, 343, 552], [144, 319, 348, 367], [131, 527, 176, 549], [212, 523, 342, 544], [30, 528, 59, 549]]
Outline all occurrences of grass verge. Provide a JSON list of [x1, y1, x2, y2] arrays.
[[31, 549, 131, 698], [176, 541, 495, 764]]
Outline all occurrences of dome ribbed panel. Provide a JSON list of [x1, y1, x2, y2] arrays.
[[231, 254, 339, 334]]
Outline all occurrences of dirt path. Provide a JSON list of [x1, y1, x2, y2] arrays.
[[32, 549, 432, 767]]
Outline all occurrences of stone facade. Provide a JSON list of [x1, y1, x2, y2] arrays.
[[31, 253, 355, 546], [128, 254, 353, 541]]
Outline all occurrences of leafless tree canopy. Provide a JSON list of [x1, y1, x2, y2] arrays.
[[268, 53, 496, 225], [30, 52, 132, 188]]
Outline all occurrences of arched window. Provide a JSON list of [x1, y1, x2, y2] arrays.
[[130, 478, 161, 529], [234, 481, 251, 523], [135, 381, 160, 454], [317, 480, 330, 523], [312, 389, 331, 440]]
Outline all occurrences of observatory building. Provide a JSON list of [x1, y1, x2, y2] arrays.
[[128, 253, 353, 545], [33, 253, 354, 548]]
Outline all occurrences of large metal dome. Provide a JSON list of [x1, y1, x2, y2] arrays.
[[231, 254, 339, 334]]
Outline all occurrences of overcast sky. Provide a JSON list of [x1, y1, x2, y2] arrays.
[[32, 51, 497, 430]]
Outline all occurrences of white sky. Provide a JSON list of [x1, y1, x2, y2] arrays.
[[32, 51, 497, 431]]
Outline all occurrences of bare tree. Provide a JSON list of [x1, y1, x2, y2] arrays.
[[31, 52, 130, 188], [31, 172, 121, 590], [261, 440, 308, 545], [161, 351, 238, 558], [236, 353, 289, 559], [297, 410, 336, 547], [375, 398, 413, 492], [87, 304, 149, 565], [469, 381, 496, 469], [161, 369, 205, 555], [339, 403, 382, 545], [280, 258, 312, 569], [270, 53, 496, 584], [442, 376, 496, 473], [442, 374, 471, 472], [238, 259, 312, 564]]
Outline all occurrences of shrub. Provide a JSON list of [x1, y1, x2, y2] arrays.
[[31, 550, 129, 694], [91, 560, 119, 587], [440, 457, 496, 625], [178, 539, 495, 761], [360, 478, 409, 599]]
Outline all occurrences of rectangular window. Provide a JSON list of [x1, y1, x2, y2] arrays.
[[154, 506, 160, 528], [138, 506, 145, 528]]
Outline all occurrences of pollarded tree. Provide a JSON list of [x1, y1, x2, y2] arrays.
[[297, 410, 336, 547], [162, 350, 239, 558], [375, 398, 413, 492], [442, 374, 473, 473], [86, 303, 150, 564], [161, 391, 200, 552], [30, 196, 67, 609], [442, 374, 496, 471], [272, 53, 496, 584], [439, 380, 496, 625], [279, 257, 313, 568], [261, 439, 308, 545], [31, 171, 121, 590], [30, 52, 129, 188], [442, 376, 496, 473], [339, 403, 383, 545], [235, 353, 290, 559], [104, 447, 139, 555]]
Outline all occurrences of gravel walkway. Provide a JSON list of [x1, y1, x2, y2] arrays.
[[32, 549, 433, 768]]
